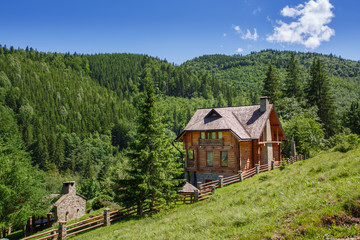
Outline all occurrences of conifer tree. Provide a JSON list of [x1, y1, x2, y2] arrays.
[[262, 64, 281, 103], [116, 68, 182, 215], [307, 58, 337, 137], [284, 53, 302, 99], [343, 101, 360, 134]]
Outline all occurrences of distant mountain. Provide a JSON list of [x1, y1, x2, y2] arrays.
[[183, 50, 360, 113]]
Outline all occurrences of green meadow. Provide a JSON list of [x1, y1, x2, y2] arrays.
[[73, 148, 360, 240]]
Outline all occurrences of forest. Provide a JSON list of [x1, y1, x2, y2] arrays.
[[0, 46, 359, 233]]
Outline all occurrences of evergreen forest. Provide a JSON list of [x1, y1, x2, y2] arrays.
[[1, 45, 360, 233]]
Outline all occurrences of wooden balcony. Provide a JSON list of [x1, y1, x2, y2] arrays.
[[199, 138, 223, 146]]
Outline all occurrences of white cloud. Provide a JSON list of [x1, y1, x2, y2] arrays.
[[232, 25, 258, 41], [223, 33, 227, 37], [242, 28, 258, 41], [253, 7, 261, 15], [233, 25, 242, 34], [237, 48, 244, 53], [267, 0, 335, 49]]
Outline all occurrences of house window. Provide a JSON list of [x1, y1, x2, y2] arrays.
[[201, 132, 205, 139], [218, 132, 222, 139], [221, 151, 228, 167], [187, 149, 194, 160], [212, 132, 216, 139], [206, 152, 213, 167]]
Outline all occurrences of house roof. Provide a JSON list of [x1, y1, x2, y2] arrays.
[[179, 182, 199, 193], [176, 104, 284, 141]]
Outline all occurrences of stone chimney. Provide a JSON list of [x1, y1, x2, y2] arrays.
[[260, 96, 270, 113], [61, 181, 76, 195]]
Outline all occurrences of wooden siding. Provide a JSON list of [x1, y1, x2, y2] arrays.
[[240, 141, 252, 171], [183, 131, 238, 175]]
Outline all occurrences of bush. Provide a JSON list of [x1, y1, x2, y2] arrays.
[[333, 134, 359, 153], [92, 195, 113, 210]]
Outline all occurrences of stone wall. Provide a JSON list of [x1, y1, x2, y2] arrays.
[[55, 195, 86, 222], [195, 173, 232, 184]]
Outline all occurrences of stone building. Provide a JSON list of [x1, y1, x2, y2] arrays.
[[52, 181, 86, 222]]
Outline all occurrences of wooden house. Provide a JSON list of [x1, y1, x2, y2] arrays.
[[175, 97, 286, 185]]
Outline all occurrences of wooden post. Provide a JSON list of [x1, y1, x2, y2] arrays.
[[58, 221, 66, 240], [238, 170, 243, 182], [193, 190, 199, 203], [32, 216, 36, 233], [219, 175, 224, 188], [255, 164, 259, 174], [271, 161, 275, 170], [104, 208, 110, 226], [52, 230, 57, 240], [197, 181, 202, 190], [28, 216, 33, 235], [47, 213, 52, 227]]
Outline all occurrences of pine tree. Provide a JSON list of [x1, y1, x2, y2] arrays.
[[343, 101, 360, 134], [307, 58, 337, 137], [262, 64, 281, 103], [116, 69, 182, 215], [284, 53, 302, 99]]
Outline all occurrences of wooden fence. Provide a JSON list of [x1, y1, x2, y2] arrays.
[[198, 154, 306, 199], [21, 203, 163, 240], [21, 155, 305, 240]]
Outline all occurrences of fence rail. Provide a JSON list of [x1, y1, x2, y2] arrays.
[[198, 154, 306, 201], [22, 154, 305, 240]]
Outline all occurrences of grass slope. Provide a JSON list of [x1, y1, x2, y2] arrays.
[[74, 149, 360, 240]]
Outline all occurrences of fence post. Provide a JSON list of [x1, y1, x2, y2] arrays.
[[255, 164, 259, 174], [194, 190, 199, 203], [104, 208, 110, 226], [52, 230, 57, 240], [271, 161, 275, 170], [238, 170, 243, 182], [28, 216, 34, 235], [219, 175, 224, 188], [197, 181, 202, 190], [58, 221, 67, 240], [47, 213, 52, 227]]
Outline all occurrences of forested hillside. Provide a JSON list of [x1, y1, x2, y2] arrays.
[[1, 46, 360, 235], [183, 50, 360, 112], [0, 46, 236, 183]]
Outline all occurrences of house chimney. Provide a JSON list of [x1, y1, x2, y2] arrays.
[[61, 181, 76, 195], [260, 96, 269, 113]]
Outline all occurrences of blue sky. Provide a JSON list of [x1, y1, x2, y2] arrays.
[[1, 0, 359, 64]]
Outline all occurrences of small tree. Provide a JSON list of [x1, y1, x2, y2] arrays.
[[116, 69, 182, 215], [262, 64, 281, 104]]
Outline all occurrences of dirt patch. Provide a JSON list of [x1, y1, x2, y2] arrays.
[[322, 214, 360, 226]]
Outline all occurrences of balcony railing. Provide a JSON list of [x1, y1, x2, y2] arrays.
[[199, 138, 223, 146]]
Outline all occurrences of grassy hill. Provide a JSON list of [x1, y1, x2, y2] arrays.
[[73, 148, 360, 240]]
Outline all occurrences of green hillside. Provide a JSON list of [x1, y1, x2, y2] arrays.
[[73, 148, 360, 240], [183, 50, 360, 112]]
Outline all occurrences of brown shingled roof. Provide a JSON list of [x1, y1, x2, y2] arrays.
[[176, 104, 276, 141], [179, 182, 199, 193]]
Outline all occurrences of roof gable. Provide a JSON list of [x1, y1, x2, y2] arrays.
[[204, 109, 222, 118]]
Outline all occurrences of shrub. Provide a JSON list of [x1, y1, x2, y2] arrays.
[[92, 195, 113, 210]]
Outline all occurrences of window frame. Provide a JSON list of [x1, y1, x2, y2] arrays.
[[206, 151, 213, 167], [220, 151, 228, 167]]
